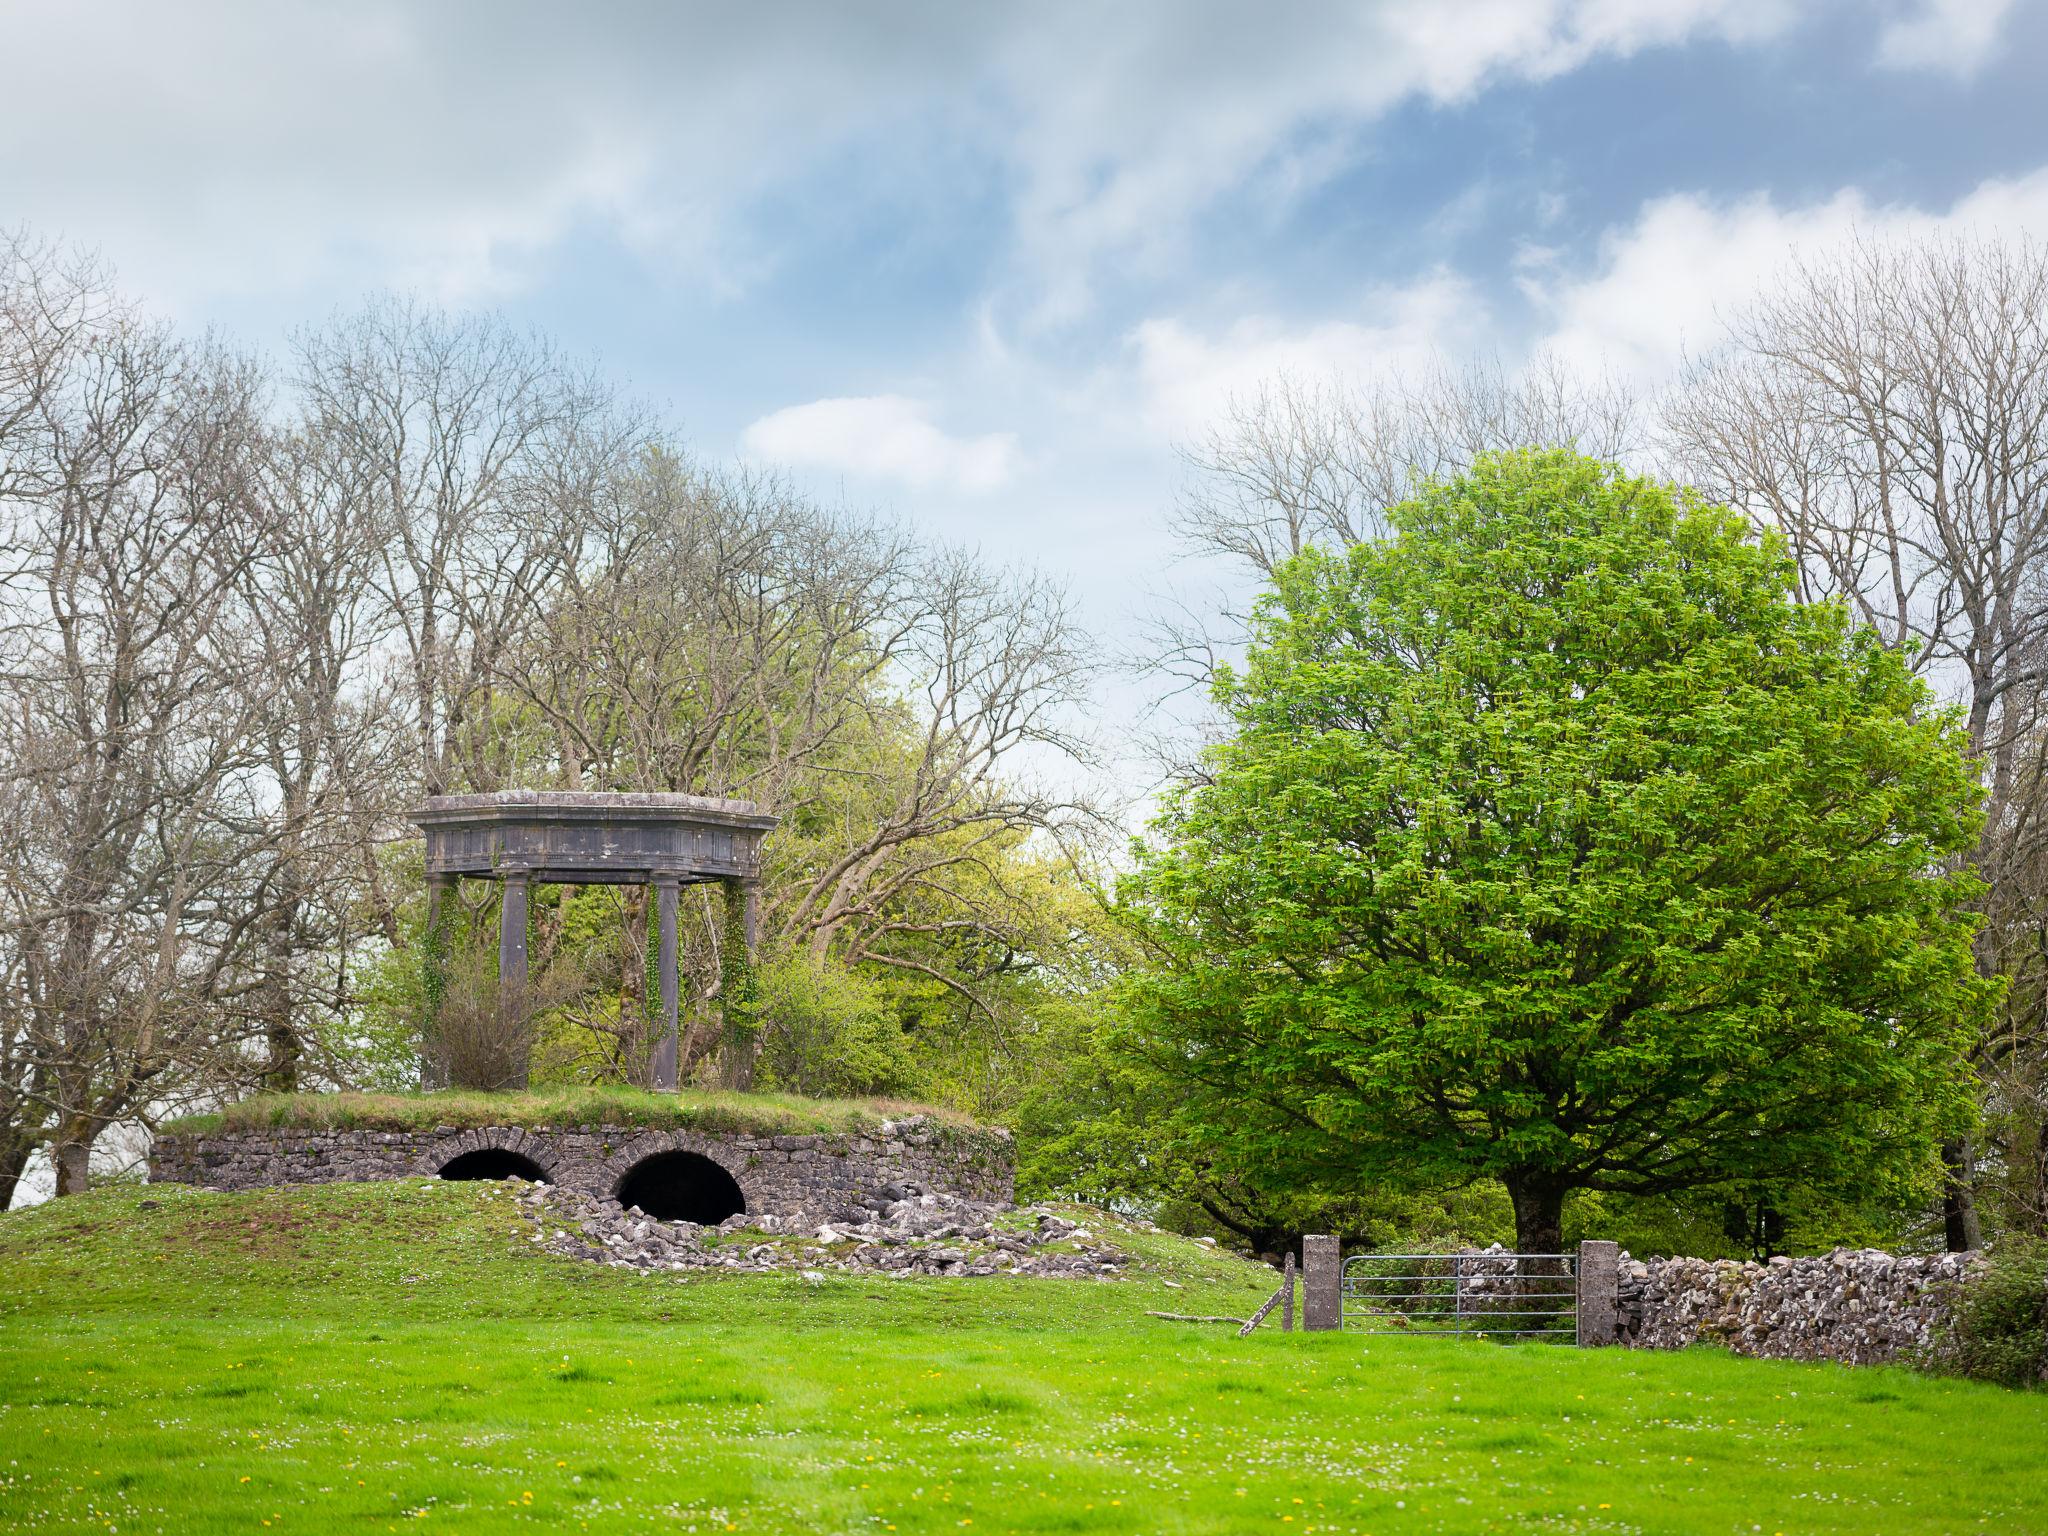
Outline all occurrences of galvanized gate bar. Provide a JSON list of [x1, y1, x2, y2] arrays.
[[1340, 1251, 1581, 1340]]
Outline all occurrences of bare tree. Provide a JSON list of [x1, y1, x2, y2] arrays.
[[289, 297, 643, 800], [774, 544, 1093, 972], [1667, 233, 2048, 1247], [0, 228, 103, 1202], [1173, 354, 1642, 578], [232, 417, 409, 1091], [0, 306, 278, 1194], [0, 229, 109, 505]]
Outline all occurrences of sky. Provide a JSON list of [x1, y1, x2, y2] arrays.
[[4, 0, 2045, 784]]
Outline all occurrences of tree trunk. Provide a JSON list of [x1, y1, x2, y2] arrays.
[[52, 1130, 92, 1197], [1506, 1176, 1565, 1253], [1941, 1136, 1983, 1251], [0, 1135, 33, 1212], [265, 1021, 303, 1094], [259, 884, 305, 1095]]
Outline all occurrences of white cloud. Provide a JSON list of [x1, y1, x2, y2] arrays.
[[1875, 0, 2017, 76], [1525, 166, 2048, 380], [991, 0, 1805, 326], [0, 0, 1819, 321], [1124, 272, 1489, 439], [740, 396, 1021, 495], [1121, 162, 2048, 446]]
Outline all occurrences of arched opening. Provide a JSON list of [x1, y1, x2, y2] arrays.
[[616, 1150, 746, 1225], [438, 1147, 550, 1183]]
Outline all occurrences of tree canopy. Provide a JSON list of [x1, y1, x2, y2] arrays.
[[1120, 448, 1995, 1251]]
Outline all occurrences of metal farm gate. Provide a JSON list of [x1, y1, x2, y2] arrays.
[[1340, 1250, 1580, 1341]]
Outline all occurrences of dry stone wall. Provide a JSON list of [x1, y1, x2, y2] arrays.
[[1617, 1248, 1976, 1366], [148, 1115, 1014, 1222], [526, 1182, 1130, 1278]]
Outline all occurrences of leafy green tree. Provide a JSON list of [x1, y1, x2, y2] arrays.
[[1120, 449, 1996, 1252]]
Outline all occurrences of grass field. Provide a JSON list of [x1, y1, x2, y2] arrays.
[[2, 1181, 2043, 1535], [156, 1085, 976, 1138]]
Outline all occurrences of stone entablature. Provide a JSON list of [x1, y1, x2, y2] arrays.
[[147, 1116, 1014, 1220]]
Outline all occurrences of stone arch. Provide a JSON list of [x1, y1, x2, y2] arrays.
[[426, 1128, 558, 1185], [609, 1132, 750, 1225], [440, 1147, 549, 1182]]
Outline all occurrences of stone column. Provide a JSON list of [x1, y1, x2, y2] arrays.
[[420, 873, 456, 1089], [651, 874, 682, 1091], [1577, 1239, 1619, 1347], [1301, 1234, 1342, 1331], [426, 873, 455, 935], [498, 870, 530, 1012]]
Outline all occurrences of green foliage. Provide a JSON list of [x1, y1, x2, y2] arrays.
[[1564, 1183, 1917, 1262], [4, 1183, 2048, 1533], [1010, 999, 1517, 1254], [1121, 449, 1996, 1249], [1010, 1005, 1175, 1206], [719, 880, 758, 1056], [752, 951, 917, 1097], [317, 939, 431, 1093], [1938, 1239, 2048, 1389], [342, 850, 497, 1092]]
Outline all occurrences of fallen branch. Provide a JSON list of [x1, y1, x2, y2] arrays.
[[1146, 1311, 1250, 1325], [1239, 1251, 1297, 1337], [1238, 1282, 1288, 1337]]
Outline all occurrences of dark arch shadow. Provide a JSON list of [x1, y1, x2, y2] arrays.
[[439, 1147, 550, 1183], [616, 1150, 746, 1225]]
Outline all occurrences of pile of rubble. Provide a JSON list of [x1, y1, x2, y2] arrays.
[[1618, 1247, 1976, 1365], [510, 1179, 1131, 1280]]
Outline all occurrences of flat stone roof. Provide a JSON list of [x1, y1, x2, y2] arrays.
[[414, 789, 776, 828], [411, 790, 777, 883]]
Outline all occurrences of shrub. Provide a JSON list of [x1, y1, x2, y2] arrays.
[[425, 942, 534, 1091], [1940, 1238, 2048, 1389]]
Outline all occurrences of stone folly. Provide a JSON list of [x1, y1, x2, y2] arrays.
[[148, 1116, 1014, 1226], [412, 791, 777, 1091], [1617, 1248, 1976, 1366]]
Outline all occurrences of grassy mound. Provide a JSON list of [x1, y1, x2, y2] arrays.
[[157, 1084, 977, 1139], [3, 1182, 2045, 1534]]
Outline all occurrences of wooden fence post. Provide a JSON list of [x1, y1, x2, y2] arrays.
[[1281, 1252, 1295, 1332]]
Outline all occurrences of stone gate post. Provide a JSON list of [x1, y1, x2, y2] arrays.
[[1301, 1233, 1341, 1331], [1577, 1240, 1618, 1346]]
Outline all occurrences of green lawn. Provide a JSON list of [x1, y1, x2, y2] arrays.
[[1, 1183, 2042, 1535]]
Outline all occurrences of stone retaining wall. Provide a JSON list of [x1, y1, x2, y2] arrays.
[[1617, 1248, 1976, 1366], [148, 1116, 1014, 1221]]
